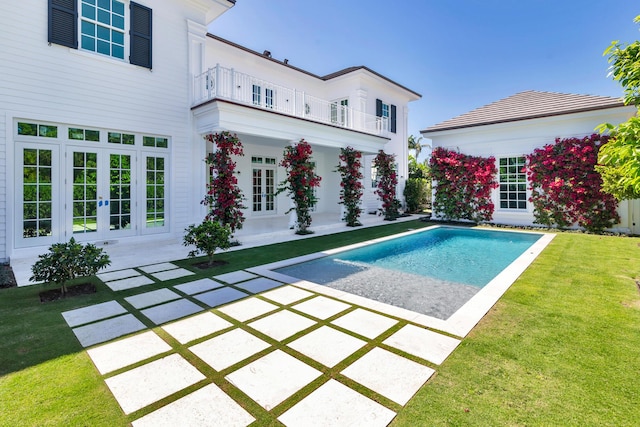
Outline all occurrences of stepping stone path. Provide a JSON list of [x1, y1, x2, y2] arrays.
[[61, 267, 463, 425]]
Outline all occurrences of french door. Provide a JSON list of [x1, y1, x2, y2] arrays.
[[66, 146, 136, 241], [251, 156, 276, 215]]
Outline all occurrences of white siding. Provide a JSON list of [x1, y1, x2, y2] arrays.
[[0, 0, 231, 261]]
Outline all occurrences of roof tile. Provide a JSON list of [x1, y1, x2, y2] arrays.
[[421, 90, 625, 133]]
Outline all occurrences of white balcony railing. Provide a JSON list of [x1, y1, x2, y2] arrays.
[[193, 65, 389, 136]]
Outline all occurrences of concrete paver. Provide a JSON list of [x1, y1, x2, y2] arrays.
[[288, 325, 367, 368], [87, 331, 171, 374], [383, 324, 461, 365], [341, 347, 435, 405], [278, 379, 396, 427], [331, 308, 398, 339], [140, 299, 203, 325], [62, 300, 126, 327], [189, 328, 270, 371], [71, 314, 146, 347], [131, 383, 255, 427], [105, 354, 205, 414], [162, 311, 232, 344], [226, 349, 322, 411]]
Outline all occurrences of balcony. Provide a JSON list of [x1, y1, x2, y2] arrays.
[[193, 65, 389, 137]]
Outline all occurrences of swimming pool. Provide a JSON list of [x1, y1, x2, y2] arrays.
[[273, 227, 543, 320], [249, 226, 554, 337]]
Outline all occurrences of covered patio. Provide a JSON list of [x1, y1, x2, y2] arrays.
[[10, 213, 422, 287]]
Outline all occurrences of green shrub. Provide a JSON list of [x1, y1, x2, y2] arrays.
[[30, 238, 111, 295], [404, 177, 430, 212], [183, 220, 232, 266]]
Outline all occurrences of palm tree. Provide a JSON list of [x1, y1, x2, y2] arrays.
[[408, 134, 427, 158]]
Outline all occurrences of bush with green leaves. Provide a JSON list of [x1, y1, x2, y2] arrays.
[[404, 177, 430, 212], [183, 220, 232, 266], [30, 237, 111, 295]]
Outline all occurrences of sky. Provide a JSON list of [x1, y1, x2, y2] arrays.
[[209, 0, 639, 154]]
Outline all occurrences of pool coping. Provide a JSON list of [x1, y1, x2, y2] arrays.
[[247, 225, 556, 338]]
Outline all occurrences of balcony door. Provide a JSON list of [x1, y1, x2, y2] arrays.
[[251, 156, 276, 215]]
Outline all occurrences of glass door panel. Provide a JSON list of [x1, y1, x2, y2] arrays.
[[72, 151, 99, 234], [16, 144, 60, 247], [143, 154, 168, 233], [109, 153, 132, 230]]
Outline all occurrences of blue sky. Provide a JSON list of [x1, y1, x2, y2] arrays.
[[210, 1, 638, 145]]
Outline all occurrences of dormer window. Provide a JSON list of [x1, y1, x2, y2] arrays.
[[48, 0, 152, 69]]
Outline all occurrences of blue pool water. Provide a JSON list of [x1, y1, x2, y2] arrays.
[[277, 227, 543, 288], [275, 227, 543, 320]]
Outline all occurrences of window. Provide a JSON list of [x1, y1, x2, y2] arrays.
[[80, 0, 125, 59], [331, 98, 349, 126], [22, 149, 53, 238], [146, 156, 165, 227], [69, 128, 100, 141], [375, 99, 397, 133], [143, 136, 168, 148], [499, 156, 527, 210], [265, 88, 274, 109], [48, 0, 152, 69], [371, 165, 378, 188], [108, 132, 135, 145], [18, 122, 58, 138], [252, 85, 261, 106]]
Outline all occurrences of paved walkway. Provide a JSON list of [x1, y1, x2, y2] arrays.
[[61, 261, 461, 426]]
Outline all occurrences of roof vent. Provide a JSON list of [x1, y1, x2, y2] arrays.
[[263, 50, 271, 57]]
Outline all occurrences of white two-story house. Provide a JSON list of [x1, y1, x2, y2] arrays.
[[0, 0, 420, 271]]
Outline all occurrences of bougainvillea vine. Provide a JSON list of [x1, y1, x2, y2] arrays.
[[373, 150, 400, 220], [429, 147, 498, 223], [276, 139, 322, 234], [203, 132, 246, 234], [336, 147, 364, 226], [525, 134, 619, 233]]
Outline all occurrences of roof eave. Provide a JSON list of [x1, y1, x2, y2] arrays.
[[421, 103, 630, 135]]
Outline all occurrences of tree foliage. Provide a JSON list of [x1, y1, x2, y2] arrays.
[[30, 238, 111, 295], [597, 15, 640, 200], [183, 221, 231, 266]]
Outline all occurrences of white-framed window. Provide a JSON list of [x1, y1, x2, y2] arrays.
[[80, 0, 126, 60], [48, 0, 152, 69], [499, 156, 527, 210], [331, 98, 349, 126], [265, 88, 274, 109], [252, 84, 261, 106]]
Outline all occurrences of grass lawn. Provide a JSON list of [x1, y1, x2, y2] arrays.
[[1, 221, 639, 426]]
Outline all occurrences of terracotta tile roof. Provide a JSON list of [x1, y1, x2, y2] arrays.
[[421, 90, 626, 134]]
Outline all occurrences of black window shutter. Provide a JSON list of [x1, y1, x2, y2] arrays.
[[48, 0, 77, 49], [390, 104, 397, 133], [130, 2, 152, 69], [376, 99, 382, 117]]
